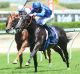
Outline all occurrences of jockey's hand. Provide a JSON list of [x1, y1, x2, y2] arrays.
[[33, 13, 37, 16], [29, 14, 34, 16], [29, 13, 37, 16]]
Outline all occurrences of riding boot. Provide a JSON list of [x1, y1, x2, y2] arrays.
[[43, 24, 51, 37], [43, 24, 58, 44]]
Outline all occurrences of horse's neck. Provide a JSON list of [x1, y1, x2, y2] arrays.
[[29, 19, 37, 29], [27, 24, 36, 34], [26, 17, 42, 35]]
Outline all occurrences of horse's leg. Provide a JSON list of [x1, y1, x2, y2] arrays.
[[14, 30, 29, 67], [43, 51, 48, 59], [60, 43, 69, 68], [33, 53, 38, 72], [13, 40, 28, 67], [53, 45, 66, 63], [28, 42, 40, 63], [18, 41, 27, 68], [28, 42, 40, 72], [47, 48, 51, 63], [17, 44, 23, 68], [58, 32, 69, 68], [15, 41, 28, 61]]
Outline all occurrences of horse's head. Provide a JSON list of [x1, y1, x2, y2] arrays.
[[15, 14, 36, 29], [6, 13, 19, 33]]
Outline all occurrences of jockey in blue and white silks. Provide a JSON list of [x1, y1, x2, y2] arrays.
[[29, 2, 58, 50], [30, 1, 54, 25]]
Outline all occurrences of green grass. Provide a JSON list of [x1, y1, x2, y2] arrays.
[[0, 22, 6, 30], [1, 22, 80, 30], [0, 50, 80, 74], [60, 3, 80, 9], [0, 7, 17, 11]]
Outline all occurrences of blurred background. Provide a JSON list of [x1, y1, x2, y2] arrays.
[[0, 0, 80, 52], [1, 0, 80, 27]]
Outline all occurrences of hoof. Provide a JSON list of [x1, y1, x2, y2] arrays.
[[67, 67, 70, 70], [13, 60, 18, 64], [25, 62, 30, 66], [49, 63, 52, 68]]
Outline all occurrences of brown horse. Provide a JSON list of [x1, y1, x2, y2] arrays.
[[6, 13, 29, 67], [6, 13, 50, 67]]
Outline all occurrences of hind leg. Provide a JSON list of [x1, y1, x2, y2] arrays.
[[52, 45, 66, 63], [47, 48, 51, 63], [60, 44, 69, 68], [43, 51, 48, 60], [43, 49, 51, 63]]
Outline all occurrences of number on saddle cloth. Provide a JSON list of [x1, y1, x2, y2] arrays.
[[42, 25, 59, 50]]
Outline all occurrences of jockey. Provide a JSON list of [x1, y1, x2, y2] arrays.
[[17, 5, 31, 16], [30, 2, 58, 50], [12, 5, 31, 65], [29, 1, 54, 32], [30, 1, 54, 24]]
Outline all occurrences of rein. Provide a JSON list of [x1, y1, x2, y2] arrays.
[[27, 16, 33, 26], [21, 15, 33, 28]]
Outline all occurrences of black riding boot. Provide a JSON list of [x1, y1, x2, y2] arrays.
[[43, 24, 51, 36]]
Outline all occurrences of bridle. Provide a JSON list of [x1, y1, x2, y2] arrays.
[[15, 15, 33, 32], [27, 15, 33, 26], [20, 15, 33, 28]]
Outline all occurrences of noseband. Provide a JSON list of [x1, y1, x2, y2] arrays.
[[16, 15, 33, 32], [21, 15, 33, 28]]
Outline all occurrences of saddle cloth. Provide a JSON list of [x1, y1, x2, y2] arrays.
[[42, 26, 59, 51]]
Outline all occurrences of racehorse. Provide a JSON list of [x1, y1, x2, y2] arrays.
[[15, 14, 70, 72], [6, 13, 29, 67], [6, 13, 50, 68]]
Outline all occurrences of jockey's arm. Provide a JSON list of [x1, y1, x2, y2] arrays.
[[30, 8, 45, 17], [35, 8, 45, 17], [30, 8, 35, 14]]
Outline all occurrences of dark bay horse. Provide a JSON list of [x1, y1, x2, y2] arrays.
[[6, 13, 50, 67], [15, 14, 70, 72]]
